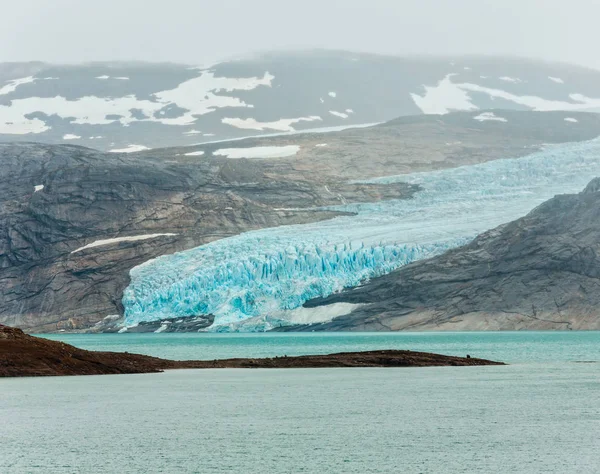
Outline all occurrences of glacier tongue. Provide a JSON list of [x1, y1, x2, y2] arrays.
[[123, 138, 600, 331], [123, 236, 466, 328]]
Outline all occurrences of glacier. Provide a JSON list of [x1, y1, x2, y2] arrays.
[[123, 138, 600, 331]]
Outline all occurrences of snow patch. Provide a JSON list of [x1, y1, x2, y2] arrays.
[[222, 116, 321, 132], [473, 112, 508, 123], [345, 108, 354, 114], [548, 76, 564, 84], [95, 75, 110, 80], [315, 143, 328, 147], [411, 74, 600, 114], [109, 144, 151, 153], [329, 111, 349, 119], [154, 324, 169, 333], [183, 129, 202, 135], [62, 133, 81, 140], [328, 91, 337, 98], [0, 76, 35, 95], [564, 117, 579, 123], [34, 184, 44, 192], [499, 76, 522, 83], [411, 74, 479, 114], [214, 145, 300, 159], [184, 150, 204, 156], [71, 233, 178, 254]]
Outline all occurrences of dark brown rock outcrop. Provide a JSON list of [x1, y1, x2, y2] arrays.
[[0, 325, 502, 377]]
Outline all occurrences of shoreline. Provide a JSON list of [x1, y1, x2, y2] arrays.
[[1, 325, 503, 377]]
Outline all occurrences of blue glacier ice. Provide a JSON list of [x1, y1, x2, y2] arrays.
[[123, 139, 600, 330]]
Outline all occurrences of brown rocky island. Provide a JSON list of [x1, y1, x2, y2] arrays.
[[0, 325, 503, 377]]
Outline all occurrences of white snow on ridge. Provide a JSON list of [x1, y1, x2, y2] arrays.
[[328, 91, 337, 98], [564, 117, 579, 123], [71, 233, 178, 254], [474, 112, 508, 123], [499, 76, 522, 83], [345, 108, 354, 114], [0, 117, 50, 135], [95, 75, 128, 80], [329, 110, 349, 119], [214, 145, 300, 159], [34, 184, 44, 192], [183, 129, 202, 135], [411, 74, 478, 115], [548, 76, 564, 84], [0, 76, 36, 95], [184, 151, 204, 156], [63, 133, 81, 140], [222, 116, 321, 132], [109, 144, 151, 153], [411, 74, 600, 115], [315, 143, 328, 147], [0, 71, 275, 134]]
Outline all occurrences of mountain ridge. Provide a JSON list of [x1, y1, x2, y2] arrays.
[[3, 50, 600, 150]]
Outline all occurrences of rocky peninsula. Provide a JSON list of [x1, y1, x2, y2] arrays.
[[0, 324, 502, 377]]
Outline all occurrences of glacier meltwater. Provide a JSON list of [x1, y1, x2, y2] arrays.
[[123, 139, 600, 331]]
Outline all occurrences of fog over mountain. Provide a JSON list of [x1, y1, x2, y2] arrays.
[[3, 0, 600, 70]]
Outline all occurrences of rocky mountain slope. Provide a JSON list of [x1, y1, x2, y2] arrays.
[[2, 110, 600, 332], [3, 51, 600, 151], [294, 179, 600, 331]]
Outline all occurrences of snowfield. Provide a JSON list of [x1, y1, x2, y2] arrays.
[[0, 70, 275, 133], [411, 74, 600, 114]]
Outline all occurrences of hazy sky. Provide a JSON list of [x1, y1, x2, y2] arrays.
[[3, 0, 600, 69]]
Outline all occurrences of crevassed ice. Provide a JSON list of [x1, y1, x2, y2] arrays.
[[123, 139, 600, 330]]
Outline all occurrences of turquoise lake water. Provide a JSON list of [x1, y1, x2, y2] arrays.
[[40, 330, 600, 363], [2, 332, 600, 473]]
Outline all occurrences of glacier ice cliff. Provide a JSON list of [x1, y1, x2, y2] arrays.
[[123, 139, 600, 330]]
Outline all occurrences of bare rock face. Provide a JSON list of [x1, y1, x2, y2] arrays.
[[0, 143, 361, 331], [295, 178, 600, 331]]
